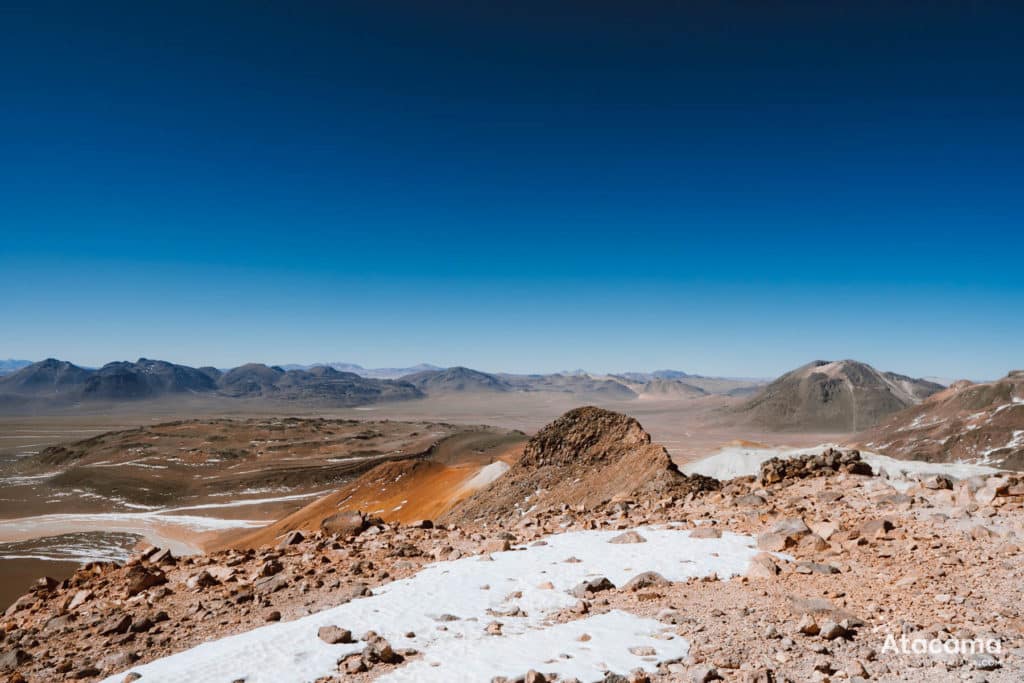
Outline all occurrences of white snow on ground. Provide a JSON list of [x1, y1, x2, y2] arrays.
[[459, 460, 511, 494], [0, 512, 265, 556], [384, 612, 685, 682], [102, 526, 762, 683], [0, 472, 60, 486], [160, 490, 331, 513], [683, 445, 1004, 486]]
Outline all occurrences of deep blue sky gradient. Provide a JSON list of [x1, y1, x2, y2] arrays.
[[2, 2, 1022, 378]]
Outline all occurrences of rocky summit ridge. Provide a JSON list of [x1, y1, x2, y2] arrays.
[[443, 407, 719, 525]]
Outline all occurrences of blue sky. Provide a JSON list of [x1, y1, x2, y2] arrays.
[[1, 2, 1021, 379]]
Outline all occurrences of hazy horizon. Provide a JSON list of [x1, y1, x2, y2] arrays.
[[0, 354, 1002, 384]]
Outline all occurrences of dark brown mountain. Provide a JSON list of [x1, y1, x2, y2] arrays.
[[82, 359, 218, 400], [219, 363, 423, 405], [736, 359, 943, 432], [216, 363, 287, 397], [401, 366, 511, 393], [0, 358, 93, 397]]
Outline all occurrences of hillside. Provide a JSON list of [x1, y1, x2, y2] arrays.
[[16, 418, 470, 509], [637, 378, 707, 399], [443, 406, 718, 525], [502, 373, 638, 399], [736, 359, 943, 432], [853, 370, 1024, 470], [0, 358, 93, 396], [220, 429, 527, 549], [400, 366, 511, 393], [82, 358, 218, 400], [614, 371, 764, 396]]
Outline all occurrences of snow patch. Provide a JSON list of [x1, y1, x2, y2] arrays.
[[460, 460, 510, 493], [103, 526, 760, 683]]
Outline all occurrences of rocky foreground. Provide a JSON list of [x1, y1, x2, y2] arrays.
[[2, 410, 1023, 682]]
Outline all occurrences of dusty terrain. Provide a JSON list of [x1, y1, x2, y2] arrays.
[[0, 412, 522, 609], [1, 407, 1021, 682], [0, 391, 844, 598]]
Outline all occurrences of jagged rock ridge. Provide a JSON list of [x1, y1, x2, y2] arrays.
[[443, 406, 718, 524]]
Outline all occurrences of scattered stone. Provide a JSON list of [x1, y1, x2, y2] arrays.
[[691, 665, 721, 682], [756, 533, 792, 552], [277, 530, 304, 548], [100, 613, 133, 635], [571, 577, 615, 598], [68, 589, 93, 610], [483, 539, 511, 553], [124, 565, 167, 597], [609, 531, 646, 544], [797, 614, 820, 636], [747, 553, 780, 579], [860, 519, 894, 537], [187, 570, 219, 590], [318, 625, 353, 644], [689, 527, 722, 539], [623, 571, 669, 591], [321, 511, 366, 537], [0, 648, 30, 672], [819, 620, 847, 640]]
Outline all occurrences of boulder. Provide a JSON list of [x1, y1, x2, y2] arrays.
[[608, 531, 646, 544], [622, 571, 670, 591], [570, 577, 615, 598], [689, 527, 722, 539], [125, 565, 166, 597], [318, 625, 353, 644], [321, 511, 367, 538]]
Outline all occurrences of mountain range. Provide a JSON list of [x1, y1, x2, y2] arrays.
[[3, 357, 998, 438], [0, 358, 423, 407], [0, 358, 765, 408]]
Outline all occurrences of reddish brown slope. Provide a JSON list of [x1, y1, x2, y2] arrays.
[[214, 431, 525, 549], [851, 370, 1024, 470]]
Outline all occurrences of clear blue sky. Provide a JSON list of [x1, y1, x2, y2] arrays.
[[1, 2, 1021, 379]]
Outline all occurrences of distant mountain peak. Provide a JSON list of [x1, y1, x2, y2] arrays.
[[737, 359, 943, 432]]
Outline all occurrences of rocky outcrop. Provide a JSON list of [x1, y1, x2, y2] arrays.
[[758, 448, 873, 485], [443, 407, 719, 524]]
